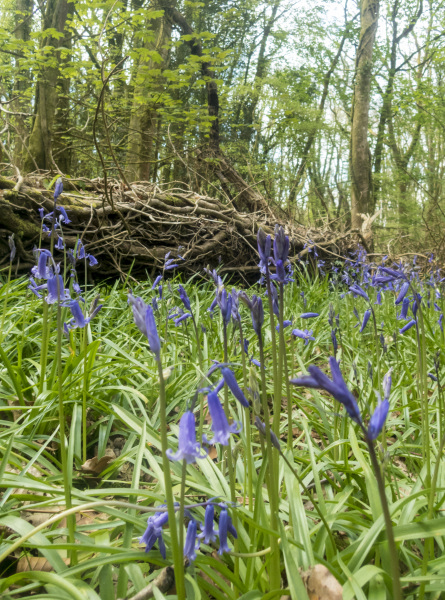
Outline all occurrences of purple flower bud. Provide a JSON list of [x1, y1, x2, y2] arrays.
[[178, 285, 191, 311], [221, 367, 249, 407], [276, 319, 292, 332], [349, 284, 370, 303], [399, 319, 416, 334], [395, 281, 410, 305], [88, 254, 98, 267], [38, 208, 45, 219], [428, 373, 438, 382], [217, 507, 232, 555], [250, 295, 264, 337], [290, 357, 362, 425], [175, 312, 191, 326], [145, 305, 161, 359], [54, 178, 63, 200], [300, 312, 319, 319], [367, 397, 389, 441], [257, 229, 271, 270], [273, 225, 289, 263], [383, 369, 392, 400], [331, 329, 338, 354], [254, 416, 281, 450], [152, 275, 163, 289], [359, 309, 371, 333], [8, 235, 16, 262]]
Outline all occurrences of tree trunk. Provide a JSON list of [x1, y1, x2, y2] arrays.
[[350, 0, 380, 230], [23, 0, 74, 172], [125, 4, 173, 182], [13, 0, 34, 171]]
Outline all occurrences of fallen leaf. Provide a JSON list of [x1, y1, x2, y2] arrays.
[[81, 450, 116, 475], [300, 565, 342, 600], [16, 556, 69, 572]]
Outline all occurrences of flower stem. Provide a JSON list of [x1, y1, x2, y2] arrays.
[[366, 436, 402, 600], [157, 361, 185, 600]]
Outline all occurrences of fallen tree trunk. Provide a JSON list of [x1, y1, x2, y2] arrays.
[[0, 174, 357, 280]]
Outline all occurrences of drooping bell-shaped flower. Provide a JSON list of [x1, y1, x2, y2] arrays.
[[178, 285, 191, 311], [32, 249, 52, 280], [273, 225, 289, 263], [217, 288, 232, 326], [206, 390, 241, 446], [140, 509, 168, 558], [395, 281, 410, 305], [217, 506, 236, 555], [198, 504, 217, 545], [257, 228, 271, 271], [183, 520, 198, 563], [399, 319, 416, 334], [46, 274, 70, 304], [291, 357, 362, 425], [54, 177, 63, 200], [166, 411, 207, 463], [250, 295, 264, 337], [349, 283, 370, 303], [359, 309, 371, 333], [300, 312, 319, 319], [221, 368, 249, 407], [367, 395, 389, 441]]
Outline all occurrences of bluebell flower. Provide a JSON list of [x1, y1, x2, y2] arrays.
[[88, 254, 98, 267], [166, 411, 207, 463], [276, 320, 292, 332], [158, 285, 163, 299], [269, 283, 279, 317], [290, 357, 362, 425], [38, 208, 45, 219], [254, 416, 281, 450], [175, 312, 191, 326], [54, 177, 63, 200], [331, 329, 338, 354], [231, 289, 241, 322], [217, 506, 237, 555], [8, 235, 16, 262], [46, 274, 70, 304], [375, 290, 382, 305], [198, 504, 217, 544], [257, 229, 271, 271], [55, 237, 64, 250], [217, 288, 232, 326], [57, 205, 71, 224], [398, 297, 410, 320], [28, 277, 45, 298], [250, 295, 264, 337], [399, 319, 416, 334], [128, 295, 161, 359], [292, 328, 315, 345], [178, 285, 191, 311], [412, 293, 422, 317], [66, 300, 88, 328], [367, 396, 389, 441], [428, 373, 438, 382], [184, 520, 198, 562], [32, 249, 52, 280], [221, 367, 250, 407], [152, 275, 163, 289], [152, 297, 159, 312], [140, 509, 168, 558], [360, 309, 371, 333], [383, 369, 392, 400], [206, 391, 241, 445], [271, 259, 289, 284], [300, 312, 319, 319], [380, 266, 405, 280], [349, 283, 370, 303], [395, 281, 410, 305], [273, 225, 290, 263]]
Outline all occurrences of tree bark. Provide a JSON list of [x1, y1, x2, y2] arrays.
[[12, 0, 34, 171], [23, 0, 74, 172], [350, 0, 380, 230]]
